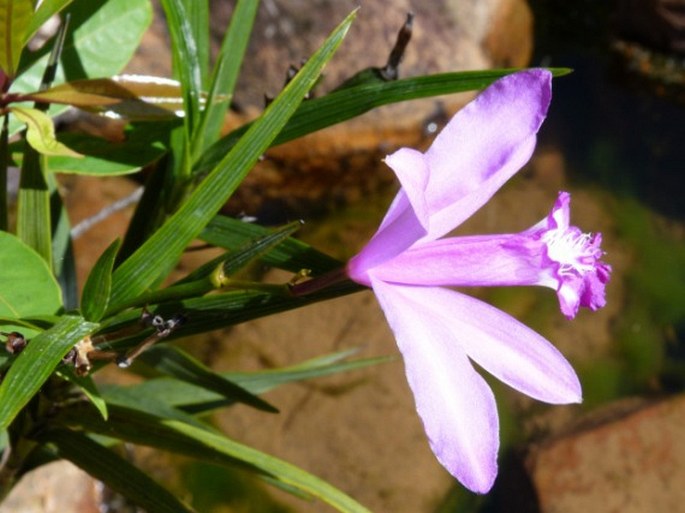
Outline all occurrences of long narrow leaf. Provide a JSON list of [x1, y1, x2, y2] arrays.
[[124, 350, 392, 414], [81, 239, 120, 321], [57, 369, 108, 420], [0, 115, 8, 230], [109, 221, 303, 315], [43, 429, 196, 513], [194, 68, 571, 176], [109, 11, 357, 310], [103, 280, 362, 343], [0, 315, 97, 430], [192, 0, 259, 156], [16, 148, 51, 265], [60, 405, 372, 513], [48, 170, 78, 308], [176, 220, 302, 285], [159, 0, 203, 133], [201, 215, 342, 275], [138, 345, 279, 413], [0, 0, 33, 77]]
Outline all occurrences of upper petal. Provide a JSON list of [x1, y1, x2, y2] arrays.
[[370, 277, 499, 493], [419, 69, 552, 241]]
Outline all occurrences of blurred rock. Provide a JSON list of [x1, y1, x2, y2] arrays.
[[0, 461, 99, 513], [126, 0, 534, 221], [527, 394, 685, 513]]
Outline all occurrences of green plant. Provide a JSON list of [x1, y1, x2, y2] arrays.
[[0, 1, 564, 511]]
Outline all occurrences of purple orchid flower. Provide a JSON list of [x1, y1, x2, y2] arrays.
[[346, 69, 610, 493]]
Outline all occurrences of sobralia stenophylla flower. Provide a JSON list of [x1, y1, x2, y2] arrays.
[[345, 69, 611, 493]]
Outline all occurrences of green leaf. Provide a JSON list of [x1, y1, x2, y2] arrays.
[[106, 280, 363, 341], [183, 0, 208, 86], [16, 142, 51, 265], [49, 122, 170, 175], [61, 405, 372, 513], [10, 0, 153, 134], [159, 0, 203, 132], [49, 170, 78, 308], [192, 0, 259, 156], [176, 220, 303, 285], [127, 349, 392, 414], [81, 239, 120, 322], [108, 10, 357, 310], [201, 215, 342, 275], [0, 231, 62, 337], [104, 221, 302, 315], [101, 383, 215, 430], [0, 115, 9, 231], [57, 369, 108, 420], [43, 429, 196, 513], [11, 106, 81, 157], [25, 75, 185, 120], [0, 315, 97, 431], [194, 68, 572, 176], [139, 345, 278, 413], [23, 0, 74, 45], [0, 0, 33, 77]]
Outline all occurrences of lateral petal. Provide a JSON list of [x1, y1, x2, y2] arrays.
[[405, 286, 582, 404], [370, 277, 499, 493]]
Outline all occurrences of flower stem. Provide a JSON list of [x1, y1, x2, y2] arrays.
[[289, 267, 350, 296]]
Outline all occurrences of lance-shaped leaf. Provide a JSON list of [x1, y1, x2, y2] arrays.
[[176, 220, 303, 285], [0, 231, 62, 337], [1, 115, 11, 231], [11, 106, 81, 157], [57, 369, 108, 420], [108, 10, 357, 310], [0, 315, 97, 430], [0, 0, 33, 77], [125, 349, 392, 414], [43, 429, 196, 513], [102, 280, 362, 343], [201, 215, 342, 275], [192, 0, 259, 156], [138, 345, 278, 413], [81, 239, 120, 322], [105, 221, 302, 315], [193, 68, 572, 176], [159, 0, 203, 131], [60, 404, 372, 513], [25, 75, 186, 120]]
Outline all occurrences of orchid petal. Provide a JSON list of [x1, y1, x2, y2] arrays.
[[346, 201, 426, 286], [372, 233, 545, 287], [347, 149, 430, 282], [370, 277, 499, 493], [418, 69, 552, 241], [420, 287, 582, 404], [383, 147, 431, 229]]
